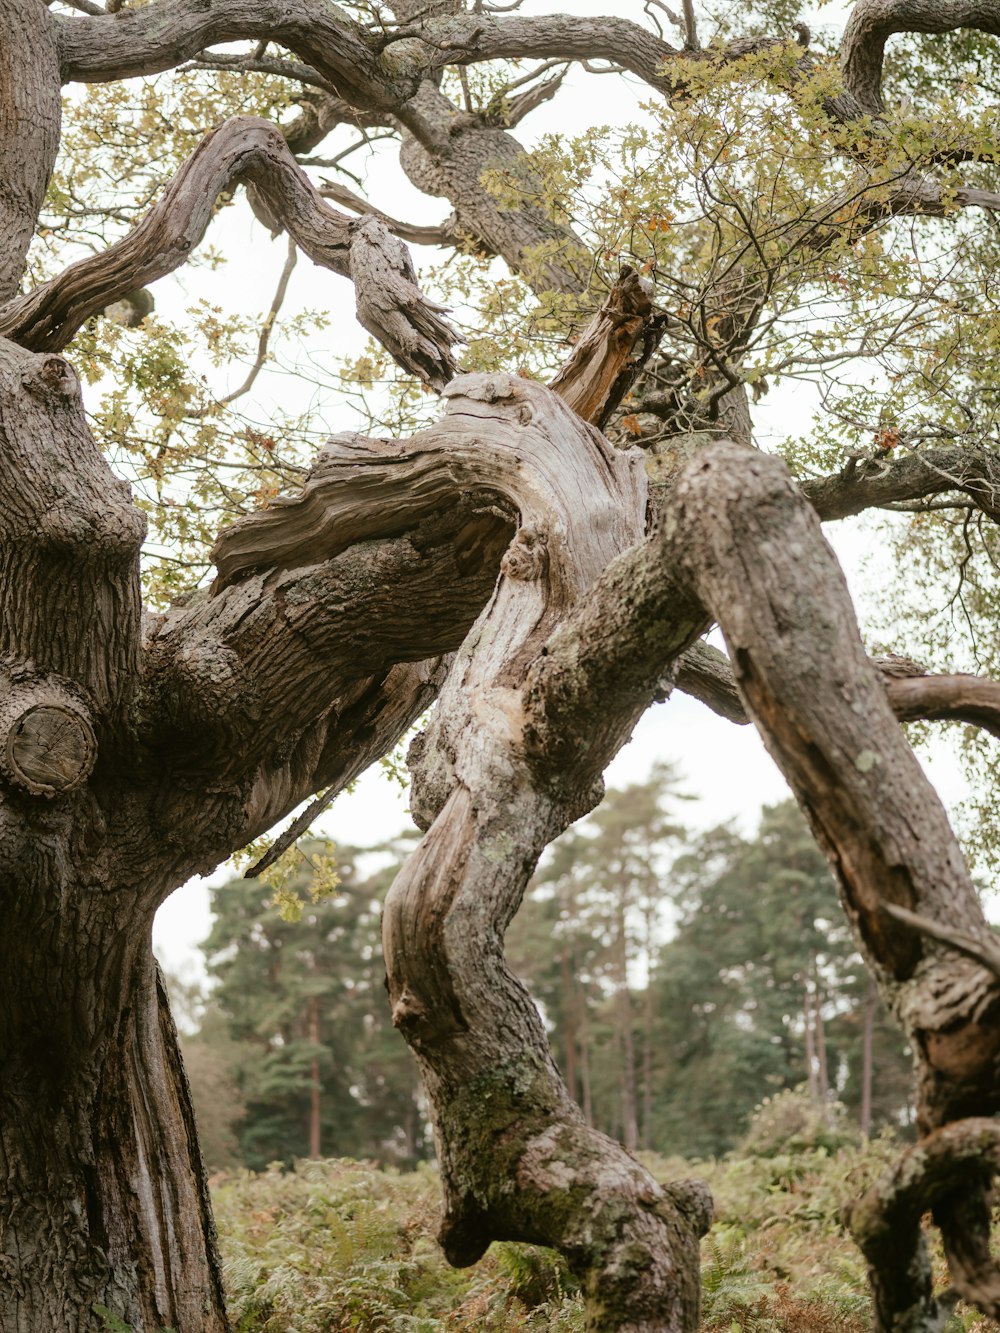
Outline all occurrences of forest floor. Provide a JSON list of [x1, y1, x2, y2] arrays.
[[210, 1133, 995, 1332]]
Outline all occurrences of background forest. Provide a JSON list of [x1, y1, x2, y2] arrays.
[[175, 774, 914, 1174]]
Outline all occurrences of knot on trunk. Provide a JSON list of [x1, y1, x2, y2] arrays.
[[0, 679, 96, 797]]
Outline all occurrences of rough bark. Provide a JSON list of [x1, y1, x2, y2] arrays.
[[0, 2, 61, 304], [0, 338, 225, 1331], [668, 439, 1000, 1330]]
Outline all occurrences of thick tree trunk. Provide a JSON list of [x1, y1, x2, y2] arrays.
[[0, 943, 226, 1332]]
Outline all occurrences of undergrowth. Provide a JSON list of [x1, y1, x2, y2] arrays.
[[208, 1144, 994, 1332]]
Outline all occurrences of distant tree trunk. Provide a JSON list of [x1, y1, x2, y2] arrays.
[[860, 974, 877, 1137], [641, 904, 656, 1150], [578, 988, 594, 1126], [560, 939, 579, 1101], [815, 981, 830, 1114], [804, 982, 819, 1101], [615, 898, 639, 1151], [308, 995, 322, 1158]]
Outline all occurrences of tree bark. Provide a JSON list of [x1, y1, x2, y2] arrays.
[[0, 2, 61, 305], [381, 373, 711, 1331]]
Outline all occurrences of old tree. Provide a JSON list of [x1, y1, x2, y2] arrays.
[[12, 0, 1000, 1327]]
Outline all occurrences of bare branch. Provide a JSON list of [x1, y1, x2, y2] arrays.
[[183, 50, 334, 93], [191, 235, 298, 417], [881, 903, 1000, 976], [673, 639, 748, 723], [681, 0, 698, 50], [842, 0, 1000, 115], [319, 181, 459, 248], [0, 117, 457, 390]]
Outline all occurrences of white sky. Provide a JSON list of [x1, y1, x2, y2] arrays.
[[149, 0, 980, 980]]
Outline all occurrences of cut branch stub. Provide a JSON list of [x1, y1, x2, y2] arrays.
[[0, 683, 95, 797]]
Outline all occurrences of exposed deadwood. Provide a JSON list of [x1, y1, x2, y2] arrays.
[[377, 375, 710, 1332], [319, 181, 459, 249], [0, 117, 457, 390], [548, 267, 656, 425]]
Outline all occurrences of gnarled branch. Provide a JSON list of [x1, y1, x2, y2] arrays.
[[842, 0, 1000, 115], [0, 116, 457, 390]]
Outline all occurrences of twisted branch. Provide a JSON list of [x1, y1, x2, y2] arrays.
[[0, 116, 457, 390]]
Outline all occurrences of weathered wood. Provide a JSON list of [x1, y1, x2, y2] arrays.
[[381, 375, 710, 1333], [668, 439, 1000, 1331], [548, 267, 655, 423]]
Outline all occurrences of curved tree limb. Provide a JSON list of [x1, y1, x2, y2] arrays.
[[319, 181, 459, 249], [379, 373, 714, 1331], [670, 441, 1000, 1132], [0, 116, 457, 390], [55, 0, 403, 107], [801, 443, 1000, 522], [842, 0, 1000, 115]]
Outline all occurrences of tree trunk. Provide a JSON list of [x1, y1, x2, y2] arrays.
[[559, 939, 579, 1103], [815, 983, 830, 1113], [0, 946, 226, 1332], [860, 974, 877, 1137], [308, 995, 322, 1159], [803, 982, 819, 1101]]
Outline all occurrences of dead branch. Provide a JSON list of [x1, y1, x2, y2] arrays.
[[547, 268, 656, 424]]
